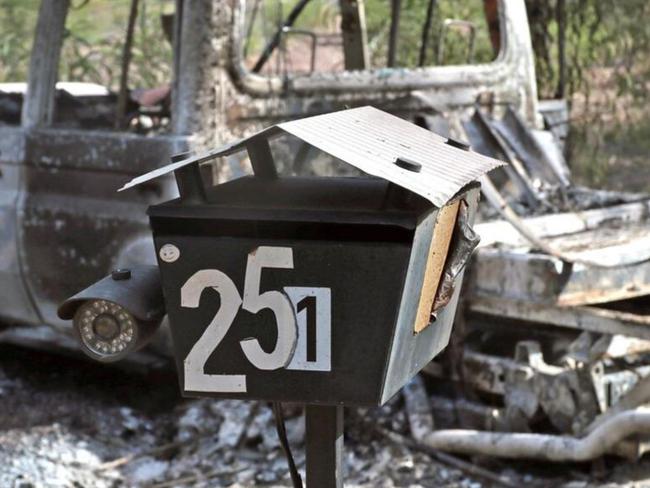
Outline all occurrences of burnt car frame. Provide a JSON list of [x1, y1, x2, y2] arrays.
[[0, 0, 535, 356]]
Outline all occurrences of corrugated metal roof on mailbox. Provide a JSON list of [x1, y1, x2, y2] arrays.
[[120, 106, 504, 207]]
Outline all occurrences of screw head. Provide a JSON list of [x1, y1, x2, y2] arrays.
[[171, 151, 195, 163], [394, 157, 422, 173], [111, 268, 131, 281], [446, 137, 471, 151]]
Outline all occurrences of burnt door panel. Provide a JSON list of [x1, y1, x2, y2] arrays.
[[0, 128, 40, 324], [19, 129, 186, 330]]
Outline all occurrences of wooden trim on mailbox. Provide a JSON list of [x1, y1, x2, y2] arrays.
[[413, 200, 460, 333]]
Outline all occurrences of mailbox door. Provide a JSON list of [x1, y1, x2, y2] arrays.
[[152, 220, 412, 406], [380, 188, 481, 403]]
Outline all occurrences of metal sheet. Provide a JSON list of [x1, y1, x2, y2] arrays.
[[469, 297, 650, 340], [121, 107, 503, 207], [277, 107, 503, 207], [491, 108, 568, 187], [380, 187, 480, 404], [119, 126, 279, 192]]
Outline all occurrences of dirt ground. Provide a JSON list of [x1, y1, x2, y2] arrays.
[[2, 344, 650, 487]]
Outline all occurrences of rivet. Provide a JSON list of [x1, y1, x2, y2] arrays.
[[111, 268, 131, 281], [446, 137, 471, 151], [171, 151, 195, 163], [394, 157, 422, 173]]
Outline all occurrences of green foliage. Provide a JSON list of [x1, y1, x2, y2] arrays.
[[244, 0, 495, 70], [363, 0, 495, 68], [0, 0, 173, 90], [570, 117, 650, 193], [526, 0, 650, 190], [4, 0, 649, 108], [3, 0, 646, 191], [527, 0, 650, 103], [60, 0, 173, 90], [0, 0, 40, 81]]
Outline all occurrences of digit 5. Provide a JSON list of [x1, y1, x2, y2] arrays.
[[241, 246, 298, 370]]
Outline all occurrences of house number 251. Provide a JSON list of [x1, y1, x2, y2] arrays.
[[179, 246, 331, 393]]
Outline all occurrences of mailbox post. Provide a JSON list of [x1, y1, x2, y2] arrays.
[[61, 107, 502, 486]]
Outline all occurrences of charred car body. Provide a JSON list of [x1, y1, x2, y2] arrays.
[[2, 0, 650, 461]]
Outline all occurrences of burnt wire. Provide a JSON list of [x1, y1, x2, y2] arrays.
[[273, 402, 303, 488]]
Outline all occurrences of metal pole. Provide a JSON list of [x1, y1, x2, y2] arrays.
[[305, 405, 344, 488]]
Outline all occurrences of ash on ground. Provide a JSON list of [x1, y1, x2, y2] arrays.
[[0, 345, 648, 488]]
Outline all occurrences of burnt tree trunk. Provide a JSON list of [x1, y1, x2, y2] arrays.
[[172, 0, 232, 149], [387, 0, 401, 67], [555, 0, 567, 99], [116, 0, 140, 129], [339, 0, 369, 70]]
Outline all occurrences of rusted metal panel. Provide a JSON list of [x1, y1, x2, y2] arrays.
[[491, 108, 569, 187], [25, 129, 188, 174], [19, 165, 158, 330], [469, 297, 650, 340], [17, 130, 188, 332], [470, 248, 650, 306], [0, 128, 39, 324], [476, 199, 650, 250], [544, 223, 650, 268], [538, 98, 569, 149], [463, 109, 539, 206], [469, 250, 566, 305], [423, 351, 525, 396], [460, 351, 525, 396], [21, 0, 69, 128], [471, 198, 650, 306]]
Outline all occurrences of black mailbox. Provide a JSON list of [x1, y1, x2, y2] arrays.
[[119, 107, 502, 406]]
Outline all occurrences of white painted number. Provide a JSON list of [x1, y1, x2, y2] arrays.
[[241, 247, 298, 370], [285, 288, 331, 372], [180, 246, 332, 393], [181, 269, 245, 392]]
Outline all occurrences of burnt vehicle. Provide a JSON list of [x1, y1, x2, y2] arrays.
[[0, 0, 537, 361], [3, 0, 650, 461]]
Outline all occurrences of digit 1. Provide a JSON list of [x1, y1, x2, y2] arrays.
[[297, 295, 317, 362]]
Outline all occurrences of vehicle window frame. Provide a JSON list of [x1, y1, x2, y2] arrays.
[[230, 0, 514, 97]]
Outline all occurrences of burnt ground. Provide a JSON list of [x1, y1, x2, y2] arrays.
[[1, 345, 650, 487]]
